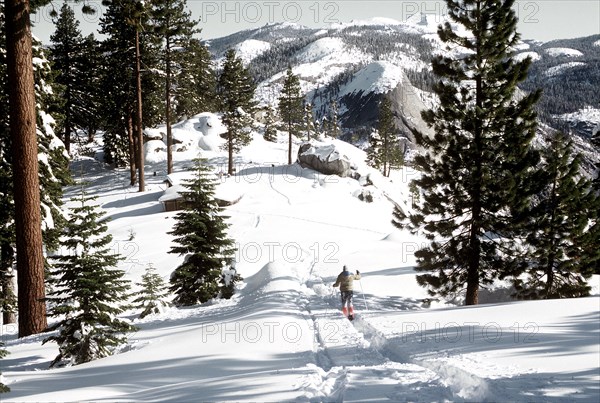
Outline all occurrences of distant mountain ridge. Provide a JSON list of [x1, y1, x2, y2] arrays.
[[206, 16, 599, 169]]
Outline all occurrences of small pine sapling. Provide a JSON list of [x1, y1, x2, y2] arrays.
[[133, 264, 170, 318]]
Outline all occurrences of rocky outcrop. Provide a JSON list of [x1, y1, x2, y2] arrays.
[[297, 143, 354, 177]]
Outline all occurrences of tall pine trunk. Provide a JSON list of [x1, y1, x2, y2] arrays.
[[63, 90, 71, 153], [128, 112, 137, 186], [466, 11, 484, 306], [165, 38, 173, 174], [288, 120, 292, 165], [5, 0, 48, 336], [228, 132, 234, 175], [135, 29, 145, 192]]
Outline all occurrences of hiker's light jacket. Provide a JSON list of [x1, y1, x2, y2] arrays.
[[333, 271, 361, 292]]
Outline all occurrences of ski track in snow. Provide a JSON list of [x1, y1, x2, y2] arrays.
[[294, 247, 471, 402]]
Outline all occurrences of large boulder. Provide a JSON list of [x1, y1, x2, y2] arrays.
[[297, 143, 354, 177]]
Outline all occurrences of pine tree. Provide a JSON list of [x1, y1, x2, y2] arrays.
[[149, 0, 198, 174], [4, 0, 48, 337], [379, 97, 397, 177], [399, 0, 542, 305], [1, 14, 69, 324], [50, 2, 94, 154], [169, 158, 238, 306], [304, 102, 315, 141], [75, 33, 102, 143], [366, 128, 382, 171], [99, 0, 139, 169], [133, 263, 170, 318], [328, 100, 341, 138], [175, 38, 217, 118], [368, 97, 401, 177], [99, 0, 161, 187], [44, 189, 135, 367], [263, 104, 278, 142], [1, 3, 72, 334], [510, 133, 599, 299], [218, 49, 256, 175], [592, 126, 600, 192], [278, 66, 304, 164]]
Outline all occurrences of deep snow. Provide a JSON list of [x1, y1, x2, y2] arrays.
[[1, 114, 599, 402]]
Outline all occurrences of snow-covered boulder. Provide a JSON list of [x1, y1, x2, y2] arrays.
[[297, 142, 354, 177], [144, 140, 167, 164], [192, 113, 227, 151], [194, 113, 227, 137]]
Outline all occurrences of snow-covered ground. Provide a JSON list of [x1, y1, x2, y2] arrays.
[[2, 115, 599, 402]]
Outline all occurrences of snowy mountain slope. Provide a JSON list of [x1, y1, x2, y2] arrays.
[[545, 47, 584, 57], [2, 115, 599, 402], [233, 39, 272, 64], [209, 20, 599, 167], [545, 62, 587, 77]]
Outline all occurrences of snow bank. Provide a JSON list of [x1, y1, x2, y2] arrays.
[[144, 139, 167, 164]]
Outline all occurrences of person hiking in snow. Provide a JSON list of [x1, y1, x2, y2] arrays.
[[333, 265, 361, 320]]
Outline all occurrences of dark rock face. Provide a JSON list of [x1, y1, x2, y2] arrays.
[[297, 143, 353, 177]]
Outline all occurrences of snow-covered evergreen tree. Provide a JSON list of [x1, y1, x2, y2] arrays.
[[218, 49, 256, 175], [304, 102, 315, 141], [400, 0, 542, 305], [263, 104, 278, 142], [169, 158, 238, 306], [33, 38, 72, 252], [0, 6, 15, 325], [367, 128, 382, 170], [327, 100, 341, 139], [509, 132, 599, 299], [44, 190, 135, 367], [278, 66, 304, 164], [133, 263, 170, 318]]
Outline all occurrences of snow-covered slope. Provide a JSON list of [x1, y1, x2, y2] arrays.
[[544, 47, 584, 57], [234, 39, 271, 63], [545, 61, 587, 77], [2, 115, 599, 402], [338, 61, 404, 97]]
